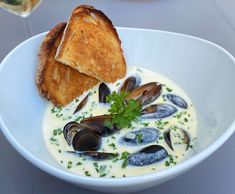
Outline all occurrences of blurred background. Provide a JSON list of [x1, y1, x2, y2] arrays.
[[1, 0, 235, 61], [0, 0, 235, 194]]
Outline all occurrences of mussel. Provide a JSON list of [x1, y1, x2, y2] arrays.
[[128, 145, 168, 166], [165, 94, 188, 109], [163, 129, 174, 151], [63, 121, 81, 145], [99, 83, 110, 103], [68, 151, 118, 161], [182, 129, 190, 150], [73, 94, 89, 114], [72, 129, 101, 151], [141, 104, 177, 119], [80, 115, 119, 137], [125, 82, 162, 105], [120, 76, 140, 93], [163, 128, 190, 151], [121, 128, 160, 145]]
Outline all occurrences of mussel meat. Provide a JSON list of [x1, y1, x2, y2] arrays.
[[72, 129, 101, 151], [121, 128, 160, 145], [68, 151, 118, 161], [63, 121, 82, 145], [80, 115, 119, 137], [128, 145, 168, 166], [99, 83, 110, 103], [141, 104, 177, 119], [120, 76, 140, 93], [73, 94, 89, 114], [125, 82, 162, 105], [165, 94, 188, 109]]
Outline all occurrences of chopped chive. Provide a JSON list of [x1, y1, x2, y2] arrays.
[[166, 87, 172, 92], [165, 161, 170, 166], [76, 162, 82, 166], [121, 159, 129, 168], [67, 161, 73, 169], [84, 171, 91, 176], [100, 173, 107, 177]]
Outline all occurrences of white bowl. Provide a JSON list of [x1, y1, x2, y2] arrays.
[[0, 27, 235, 193]]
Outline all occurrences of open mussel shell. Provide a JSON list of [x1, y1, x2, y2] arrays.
[[121, 128, 160, 145], [165, 94, 188, 109], [163, 129, 174, 151], [163, 128, 190, 151], [73, 94, 89, 114], [68, 151, 118, 161], [99, 83, 110, 103], [63, 121, 82, 145], [80, 115, 119, 137], [128, 145, 168, 166], [182, 129, 190, 150], [125, 82, 162, 105], [120, 76, 140, 93], [141, 104, 177, 119], [72, 129, 101, 151]]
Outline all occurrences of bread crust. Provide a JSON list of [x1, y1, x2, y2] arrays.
[[55, 5, 126, 83], [36, 23, 99, 106]]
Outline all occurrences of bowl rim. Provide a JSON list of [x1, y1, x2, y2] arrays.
[[0, 27, 235, 186]]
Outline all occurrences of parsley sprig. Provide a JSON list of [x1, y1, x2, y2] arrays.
[[105, 92, 141, 129]]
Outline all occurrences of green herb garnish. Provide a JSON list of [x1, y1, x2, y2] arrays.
[[100, 173, 107, 177], [165, 161, 170, 167], [53, 128, 63, 136], [136, 133, 143, 144], [93, 163, 108, 176], [84, 171, 91, 176], [166, 87, 173, 92], [105, 92, 141, 129], [76, 162, 82, 166], [120, 151, 130, 160], [120, 151, 130, 169], [121, 159, 129, 169], [108, 143, 117, 150], [67, 161, 73, 169]]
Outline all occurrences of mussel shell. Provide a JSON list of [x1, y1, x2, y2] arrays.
[[164, 129, 174, 151], [164, 128, 190, 151], [63, 121, 81, 145], [165, 94, 188, 109], [66, 130, 78, 146], [121, 128, 160, 145], [74, 94, 89, 114], [128, 145, 168, 166], [72, 129, 101, 151], [99, 83, 110, 103], [120, 76, 140, 93], [68, 151, 119, 161], [125, 82, 162, 105], [141, 104, 177, 119], [80, 115, 119, 137], [181, 129, 190, 150]]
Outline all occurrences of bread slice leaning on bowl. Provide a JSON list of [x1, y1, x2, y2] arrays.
[[55, 5, 127, 83], [36, 23, 99, 106]]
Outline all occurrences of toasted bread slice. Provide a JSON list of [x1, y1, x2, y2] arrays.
[[55, 5, 126, 83], [36, 23, 99, 106]]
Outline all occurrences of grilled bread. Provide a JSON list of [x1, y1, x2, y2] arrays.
[[55, 5, 126, 83], [36, 23, 99, 106]]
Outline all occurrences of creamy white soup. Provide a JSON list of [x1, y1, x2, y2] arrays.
[[43, 66, 197, 178]]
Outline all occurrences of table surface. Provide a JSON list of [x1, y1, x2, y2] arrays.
[[1, 0, 235, 193]]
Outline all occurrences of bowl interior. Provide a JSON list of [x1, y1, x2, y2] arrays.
[[0, 28, 235, 175]]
